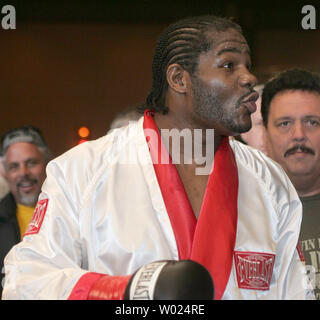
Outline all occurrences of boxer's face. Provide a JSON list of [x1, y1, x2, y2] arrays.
[[4, 142, 47, 207], [266, 90, 320, 178], [190, 28, 258, 136]]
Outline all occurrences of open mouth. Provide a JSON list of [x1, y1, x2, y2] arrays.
[[17, 180, 37, 193]]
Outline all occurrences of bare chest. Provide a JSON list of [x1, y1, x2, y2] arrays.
[[175, 165, 209, 219]]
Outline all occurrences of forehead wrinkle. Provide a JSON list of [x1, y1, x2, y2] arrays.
[[215, 41, 251, 56], [216, 47, 248, 57]]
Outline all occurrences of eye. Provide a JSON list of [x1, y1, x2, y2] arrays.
[[306, 119, 320, 126], [277, 120, 291, 128], [8, 163, 19, 172], [26, 159, 40, 168], [223, 62, 234, 70]]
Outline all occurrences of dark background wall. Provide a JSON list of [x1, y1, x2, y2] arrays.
[[1, 0, 320, 157]]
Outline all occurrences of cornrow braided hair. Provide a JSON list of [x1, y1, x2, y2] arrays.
[[139, 15, 242, 114]]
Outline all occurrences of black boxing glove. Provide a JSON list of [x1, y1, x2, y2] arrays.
[[86, 260, 213, 300], [124, 260, 214, 300]]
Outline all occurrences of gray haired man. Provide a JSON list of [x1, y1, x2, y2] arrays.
[[0, 125, 50, 298]]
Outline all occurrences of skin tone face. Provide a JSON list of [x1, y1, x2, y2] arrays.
[[4, 142, 47, 207], [266, 90, 320, 196], [155, 28, 259, 153], [189, 29, 258, 136]]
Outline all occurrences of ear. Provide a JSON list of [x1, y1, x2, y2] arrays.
[[0, 157, 7, 177], [166, 64, 190, 94]]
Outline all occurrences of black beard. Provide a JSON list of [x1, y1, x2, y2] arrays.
[[191, 75, 251, 134]]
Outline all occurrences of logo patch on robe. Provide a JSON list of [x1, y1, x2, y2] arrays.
[[234, 251, 275, 290], [24, 199, 49, 236]]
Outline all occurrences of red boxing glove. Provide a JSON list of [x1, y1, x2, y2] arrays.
[[68, 273, 130, 300], [88, 274, 131, 300]]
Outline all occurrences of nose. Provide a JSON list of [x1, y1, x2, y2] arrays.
[[292, 122, 307, 142], [17, 164, 30, 177], [239, 68, 257, 90]]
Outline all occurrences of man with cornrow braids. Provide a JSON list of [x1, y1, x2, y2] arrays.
[[3, 15, 313, 300]]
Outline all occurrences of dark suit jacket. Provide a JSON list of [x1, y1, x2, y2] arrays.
[[0, 193, 19, 298]]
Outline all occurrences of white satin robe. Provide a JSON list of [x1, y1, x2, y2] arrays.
[[2, 117, 314, 300]]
